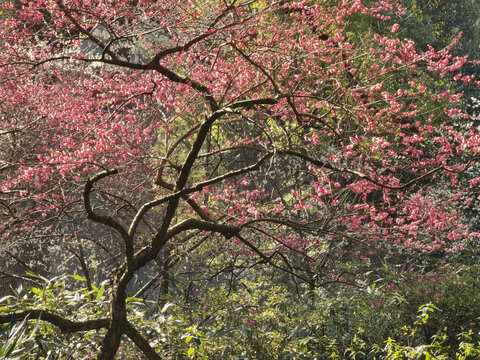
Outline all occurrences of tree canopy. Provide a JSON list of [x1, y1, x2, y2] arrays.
[[0, 0, 479, 359]]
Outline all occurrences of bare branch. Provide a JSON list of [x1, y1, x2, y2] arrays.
[[84, 169, 134, 264], [129, 152, 272, 237], [278, 149, 445, 190], [0, 311, 109, 333], [124, 321, 163, 360], [235, 234, 315, 285]]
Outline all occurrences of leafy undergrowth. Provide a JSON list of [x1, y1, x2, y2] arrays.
[[1, 265, 479, 359]]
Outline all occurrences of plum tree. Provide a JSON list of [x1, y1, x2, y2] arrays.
[[0, 0, 479, 358]]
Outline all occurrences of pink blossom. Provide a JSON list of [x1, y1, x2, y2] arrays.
[[391, 23, 400, 33]]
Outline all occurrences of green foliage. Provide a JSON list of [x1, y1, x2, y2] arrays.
[[119, 269, 479, 359], [0, 313, 37, 358], [0, 274, 110, 359], [1, 264, 479, 359]]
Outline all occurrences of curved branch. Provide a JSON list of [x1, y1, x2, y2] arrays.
[[56, 1, 117, 61], [0, 311, 109, 333], [228, 97, 279, 109], [241, 218, 368, 245], [234, 234, 315, 285], [154, 173, 214, 222], [124, 321, 163, 360], [146, 1, 237, 69], [129, 152, 272, 236], [132, 219, 241, 270], [278, 149, 444, 190], [133, 219, 240, 270], [165, 218, 240, 240], [230, 43, 281, 94], [133, 233, 210, 299], [148, 32, 214, 67], [151, 64, 219, 110], [84, 169, 134, 264]]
